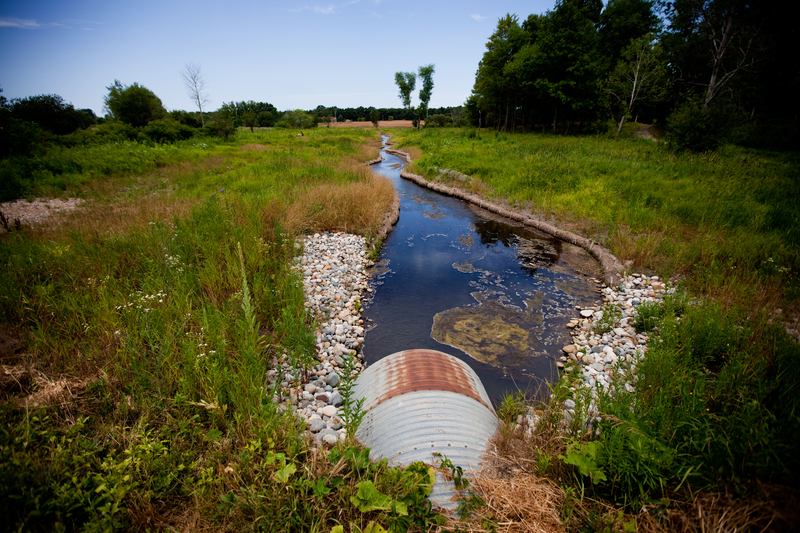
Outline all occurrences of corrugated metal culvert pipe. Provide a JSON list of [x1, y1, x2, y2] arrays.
[[351, 349, 499, 511]]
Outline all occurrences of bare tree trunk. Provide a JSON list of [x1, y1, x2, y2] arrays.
[[552, 104, 558, 134], [616, 114, 626, 137]]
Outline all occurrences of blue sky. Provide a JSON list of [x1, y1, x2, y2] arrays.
[[1, 0, 557, 116]]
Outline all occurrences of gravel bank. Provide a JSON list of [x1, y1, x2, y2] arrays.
[[270, 232, 372, 446]]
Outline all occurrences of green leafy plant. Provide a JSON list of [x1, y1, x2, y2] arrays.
[[559, 440, 608, 485], [435, 453, 485, 519]]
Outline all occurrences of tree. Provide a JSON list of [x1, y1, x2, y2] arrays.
[[394, 71, 417, 128], [180, 63, 210, 127], [10, 94, 94, 134], [597, 0, 661, 71], [370, 108, 380, 128], [666, 0, 767, 110], [472, 14, 528, 131], [417, 64, 435, 127], [104, 80, 167, 128], [606, 33, 668, 135]]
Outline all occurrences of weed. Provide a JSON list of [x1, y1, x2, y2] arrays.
[[338, 354, 367, 440], [497, 391, 528, 425], [594, 303, 622, 334]]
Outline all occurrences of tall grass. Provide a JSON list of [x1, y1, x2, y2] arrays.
[[0, 127, 436, 531]]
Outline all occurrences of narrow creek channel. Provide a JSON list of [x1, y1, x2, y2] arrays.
[[363, 136, 602, 404]]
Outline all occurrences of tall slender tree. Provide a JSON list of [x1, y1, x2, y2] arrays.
[[180, 62, 210, 127], [417, 64, 435, 129], [394, 71, 418, 127], [606, 33, 668, 135]]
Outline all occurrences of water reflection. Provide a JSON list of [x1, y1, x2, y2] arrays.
[[362, 139, 601, 403]]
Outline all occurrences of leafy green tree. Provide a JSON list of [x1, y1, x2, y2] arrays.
[[104, 80, 167, 128], [472, 14, 529, 131], [243, 110, 257, 132], [207, 111, 236, 139], [597, 0, 661, 71], [275, 109, 317, 129], [417, 64, 435, 126], [532, 0, 604, 133], [394, 71, 417, 128], [10, 94, 94, 135], [605, 33, 668, 135], [370, 108, 380, 128]]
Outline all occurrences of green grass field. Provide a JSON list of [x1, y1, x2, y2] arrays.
[[0, 128, 435, 533]]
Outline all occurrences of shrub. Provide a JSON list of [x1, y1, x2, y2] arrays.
[[666, 98, 727, 152], [143, 119, 195, 143]]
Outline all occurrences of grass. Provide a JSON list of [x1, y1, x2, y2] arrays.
[[0, 127, 415, 532]]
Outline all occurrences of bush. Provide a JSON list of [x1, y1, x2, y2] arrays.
[[275, 110, 317, 129], [427, 114, 449, 127], [143, 119, 195, 143], [207, 113, 237, 139], [666, 99, 727, 152]]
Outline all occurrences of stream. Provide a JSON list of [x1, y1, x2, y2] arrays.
[[362, 137, 602, 404]]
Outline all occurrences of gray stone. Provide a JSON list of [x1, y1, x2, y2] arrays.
[[326, 372, 340, 387], [329, 391, 343, 406], [308, 419, 326, 433], [319, 429, 339, 446]]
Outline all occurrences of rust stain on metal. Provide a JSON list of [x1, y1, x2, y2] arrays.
[[368, 349, 493, 411]]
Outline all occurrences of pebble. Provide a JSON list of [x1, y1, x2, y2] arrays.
[[556, 273, 674, 426], [266, 232, 372, 445]]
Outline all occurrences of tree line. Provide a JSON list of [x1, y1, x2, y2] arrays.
[[467, 0, 798, 151]]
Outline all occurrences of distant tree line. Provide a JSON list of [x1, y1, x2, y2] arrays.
[[311, 105, 466, 126], [467, 0, 798, 151]]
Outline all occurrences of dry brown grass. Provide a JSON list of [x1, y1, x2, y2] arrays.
[[285, 174, 395, 236], [444, 472, 566, 533], [30, 193, 199, 240], [403, 146, 423, 162]]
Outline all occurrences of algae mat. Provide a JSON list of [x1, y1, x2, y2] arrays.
[[431, 297, 548, 367]]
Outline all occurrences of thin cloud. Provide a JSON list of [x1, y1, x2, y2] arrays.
[[312, 4, 336, 14], [290, 0, 359, 15], [0, 18, 41, 29], [471, 14, 487, 22]]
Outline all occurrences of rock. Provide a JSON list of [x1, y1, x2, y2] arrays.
[[321, 405, 338, 418], [304, 383, 317, 394], [318, 428, 339, 445], [562, 344, 577, 353], [308, 419, 326, 433], [564, 399, 576, 410], [326, 372, 340, 387], [580, 309, 594, 318], [328, 391, 343, 406]]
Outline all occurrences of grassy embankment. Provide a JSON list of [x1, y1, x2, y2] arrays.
[[392, 128, 800, 532], [0, 128, 444, 532]]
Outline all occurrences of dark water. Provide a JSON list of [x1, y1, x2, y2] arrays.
[[362, 138, 601, 403]]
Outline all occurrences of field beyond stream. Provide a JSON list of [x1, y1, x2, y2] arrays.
[[0, 126, 798, 532]]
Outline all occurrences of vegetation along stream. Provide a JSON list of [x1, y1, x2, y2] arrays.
[[363, 137, 603, 403]]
